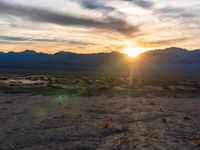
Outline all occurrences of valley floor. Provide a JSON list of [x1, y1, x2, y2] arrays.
[[0, 74, 200, 150]]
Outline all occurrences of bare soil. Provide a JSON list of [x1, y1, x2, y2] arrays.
[[0, 74, 200, 150]]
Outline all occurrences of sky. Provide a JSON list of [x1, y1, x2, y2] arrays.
[[0, 0, 200, 53]]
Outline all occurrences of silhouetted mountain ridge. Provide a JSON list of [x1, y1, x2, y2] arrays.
[[0, 47, 200, 75], [136, 47, 200, 74]]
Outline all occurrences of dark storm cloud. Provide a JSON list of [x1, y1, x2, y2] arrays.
[[0, 1, 139, 36], [126, 0, 154, 8]]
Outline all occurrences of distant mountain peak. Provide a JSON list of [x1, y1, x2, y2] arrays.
[[165, 47, 188, 52], [55, 51, 76, 55], [21, 49, 37, 54]]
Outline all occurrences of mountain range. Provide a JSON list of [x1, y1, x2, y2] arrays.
[[0, 47, 200, 75]]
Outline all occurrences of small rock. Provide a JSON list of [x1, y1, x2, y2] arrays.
[[160, 108, 164, 112], [150, 102, 156, 105], [2, 101, 12, 104], [162, 118, 167, 123], [183, 116, 191, 120]]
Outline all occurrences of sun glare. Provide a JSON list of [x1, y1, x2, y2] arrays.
[[121, 47, 145, 58]]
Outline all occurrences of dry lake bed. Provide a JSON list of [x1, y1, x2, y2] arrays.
[[0, 73, 200, 150]]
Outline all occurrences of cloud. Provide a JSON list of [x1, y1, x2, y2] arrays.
[[78, 0, 154, 10], [0, 1, 139, 36], [157, 7, 197, 18], [139, 38, 188, 47], [0, 35, 29, 42], [0, 35, 98, 46], [126, 0, 154, 8], [76, 0, 115, 11], [74, 0, 127, 22]]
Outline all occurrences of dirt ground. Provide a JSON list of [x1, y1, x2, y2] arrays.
[[0, 74, 200, 150]]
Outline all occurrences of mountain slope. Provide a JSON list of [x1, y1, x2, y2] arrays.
[[0, 50, 127, 71], [136, 47, 200, 74], [0, 48, 200, 75]]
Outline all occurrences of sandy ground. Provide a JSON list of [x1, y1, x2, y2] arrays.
[[0, 74, 200, 150], [0, 94, 200, 150]]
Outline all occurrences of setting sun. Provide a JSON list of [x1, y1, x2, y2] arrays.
[[121, 47, 146, 58]]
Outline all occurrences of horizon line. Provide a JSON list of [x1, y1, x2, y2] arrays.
[[0, 46, 197, 55]]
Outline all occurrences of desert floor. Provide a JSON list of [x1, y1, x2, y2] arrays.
[[0, 73, 200, 150]]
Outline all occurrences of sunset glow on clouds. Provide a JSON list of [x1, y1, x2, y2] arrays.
[[0, 0, 200, 53]]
